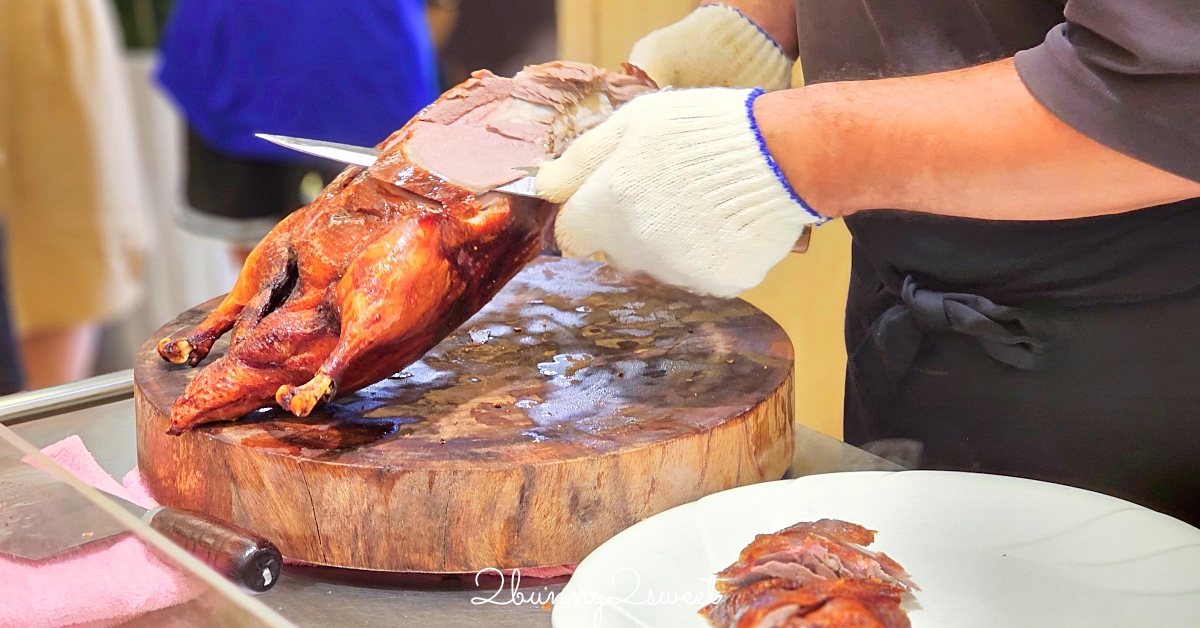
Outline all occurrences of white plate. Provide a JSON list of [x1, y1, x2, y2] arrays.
[[552, 471, 1200, 628]]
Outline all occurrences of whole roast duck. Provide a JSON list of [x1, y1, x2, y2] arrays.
[[156, 62, 656, 434]]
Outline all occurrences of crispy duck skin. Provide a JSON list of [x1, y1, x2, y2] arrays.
[[155, 62, 656, 433], [702, 578, 802, 627], [702, 520, 916, 628], [716, 519, 917, 594], [701, 578, 909, 628], [783, 596, 911, 628]]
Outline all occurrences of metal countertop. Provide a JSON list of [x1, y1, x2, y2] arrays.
[[9, 372, 901, 627]]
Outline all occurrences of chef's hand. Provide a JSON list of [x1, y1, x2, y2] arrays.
[[629, 4, 794, 90], [536, 88, 827, 298]]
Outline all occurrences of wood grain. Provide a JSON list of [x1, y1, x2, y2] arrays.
[[136, 257, 794, 572]]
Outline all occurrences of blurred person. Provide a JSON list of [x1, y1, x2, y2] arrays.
[[154, 0, 440, 265], [435, 0, 555, 89], [0, 0, 151, 389], [424, 0, 459, 59]]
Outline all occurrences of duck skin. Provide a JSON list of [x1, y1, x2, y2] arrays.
[[701, 520, 918, 628], [700, 578, 910, 628], [156, 62, 656, 434]]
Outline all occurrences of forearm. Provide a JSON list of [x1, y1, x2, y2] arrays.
[[702, 0, 796, 57], [756, 58, 1200, 221]]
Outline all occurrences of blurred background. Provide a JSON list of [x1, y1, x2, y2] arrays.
[[0, 0, 851, 439]]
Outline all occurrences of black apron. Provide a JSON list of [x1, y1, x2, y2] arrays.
[[795, 0, 1200, 526]]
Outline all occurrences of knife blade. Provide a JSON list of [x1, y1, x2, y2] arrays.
[[254, 133, 810, 254], [0, 462, 282, 592], [255, 133, 540, 199]]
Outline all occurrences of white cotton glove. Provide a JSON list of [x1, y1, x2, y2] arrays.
[[535, 87, 827, 298], [628, 4, 794, 90]]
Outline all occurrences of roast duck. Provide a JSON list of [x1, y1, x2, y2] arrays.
[[156, 62, 657, 434], [702, 519, 919, 628]]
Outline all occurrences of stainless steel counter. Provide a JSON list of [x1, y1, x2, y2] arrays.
[[10, 375, 901, 628]]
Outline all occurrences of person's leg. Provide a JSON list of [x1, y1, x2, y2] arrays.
[[3, 0, 148, 392], [0, 229, 25, 396], [183, 128, 342, 270], [19, 325, 100, 389]]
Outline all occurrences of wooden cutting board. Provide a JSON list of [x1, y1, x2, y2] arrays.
[[135, 257, 794, 572]]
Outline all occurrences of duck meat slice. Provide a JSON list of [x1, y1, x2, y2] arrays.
[[701, 577, 909, 628], [716, 519, 918, 594]]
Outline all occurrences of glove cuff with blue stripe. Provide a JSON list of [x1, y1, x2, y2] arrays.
[[537, 87, 825, 298]]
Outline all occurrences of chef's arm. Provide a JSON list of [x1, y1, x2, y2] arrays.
[[758, 58, 1200, 221]]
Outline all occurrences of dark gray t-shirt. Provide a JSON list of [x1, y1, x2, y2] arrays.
[[1014, 0, 1200, 183], [791, 0, 1200, 523]]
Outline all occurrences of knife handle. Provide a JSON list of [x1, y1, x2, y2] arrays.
[[144, 506, 283, 592]]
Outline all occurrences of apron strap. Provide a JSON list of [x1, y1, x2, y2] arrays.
[[862, 276, 1048, 407]]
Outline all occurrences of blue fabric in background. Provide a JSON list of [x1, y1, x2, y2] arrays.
[[155, 0, 438, 162]]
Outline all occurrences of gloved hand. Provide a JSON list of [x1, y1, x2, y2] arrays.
[[536, 87, 827, 298], [628, 4, 794, 90]]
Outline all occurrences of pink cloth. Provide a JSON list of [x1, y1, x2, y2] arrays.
[[1, 435, 573, 628], [0, 436, 204, 628], [503, 564, 575, 579]]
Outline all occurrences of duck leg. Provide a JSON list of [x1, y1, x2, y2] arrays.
[[166, 292, 339, 433], [157, 212, 303, 366], [276, 216, 462, 417]]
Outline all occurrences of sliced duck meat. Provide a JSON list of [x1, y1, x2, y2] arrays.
[[716, 519, 918, 593], [703, 519, 917, 628], [701, 577, 909, 628]]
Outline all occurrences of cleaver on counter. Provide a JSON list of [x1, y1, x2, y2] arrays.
[[257, 133, 812, 254], [0, 463, 282, 592]]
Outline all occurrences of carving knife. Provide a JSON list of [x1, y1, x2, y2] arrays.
[[255, 133, 810, 253], [0, 462, 282, 592], [255, 133, 540, 199]]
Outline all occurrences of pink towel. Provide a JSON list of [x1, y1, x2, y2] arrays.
[[1, 435, 574, 628], [0, 436, 204, 628], [502, 564, 575, 579]]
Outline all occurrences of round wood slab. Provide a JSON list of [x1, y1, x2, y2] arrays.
[[136, 257, 794, 572]]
